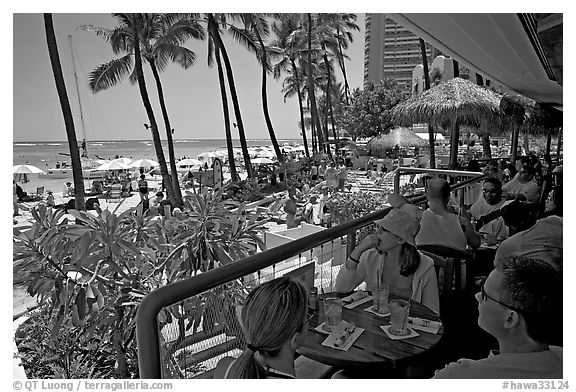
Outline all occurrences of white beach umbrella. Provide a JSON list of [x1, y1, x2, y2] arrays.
[[13, 164, 45, 174], [198, 152, 218, 160], [251, 157, 275, 164], [130, 158, 159, 168], [112, 157, 133, 165], [96, 161, 132, 171], [176, 158, 203, 167], [256, 149, 276, 159], [214, 150, 228, 157]]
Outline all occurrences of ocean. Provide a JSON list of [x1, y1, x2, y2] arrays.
[[13, 138, 301, 194]]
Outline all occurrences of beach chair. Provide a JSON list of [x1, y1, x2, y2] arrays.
[[35, 186, 44, 197], [106, 185, 122, 202]]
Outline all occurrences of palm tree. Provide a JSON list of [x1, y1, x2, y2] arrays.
[[229, 14, 285, 165], [419, 37, 436, 168], [81, 13, 204, 207], [332, 14, 359, 106], [44, 14, 86, 211], [272, 14, 310, 158], [306, 14, 325, 154], [206, 14, 239, 182], [206, 13, 253, 178]]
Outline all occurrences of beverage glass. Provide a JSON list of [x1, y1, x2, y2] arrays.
[[373, 283, 390, 314], [388, 289, 412, 336], [323, 297, 343, 332]]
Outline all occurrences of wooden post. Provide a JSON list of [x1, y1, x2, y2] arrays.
[[449, 120, 460, 169], [510, 125, 520, 163], [545, 132, 552, 156]]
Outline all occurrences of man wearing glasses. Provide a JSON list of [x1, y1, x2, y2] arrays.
[[434, 256, 562, 378], [469, 178, 510, 242]]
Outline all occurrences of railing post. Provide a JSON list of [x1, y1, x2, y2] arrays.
[[346, 232, 356, 257]]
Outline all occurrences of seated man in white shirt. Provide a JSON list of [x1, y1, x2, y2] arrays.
[[434, 256, 562, 379], [469, 178, 509, 243], [502, 163, 540, 204]]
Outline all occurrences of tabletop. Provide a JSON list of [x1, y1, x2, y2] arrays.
[[297, 292, 443, 370]]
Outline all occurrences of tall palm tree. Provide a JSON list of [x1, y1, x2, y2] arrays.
[[306, 14, 324, 154], [419, 37, 436, 168], [44, 14, 86, 211], [206, 14, 239, 182], [206, 13, 253, 178], [332, 14, 359, 106], [233, 14, 284, 164], [87, 13, 175, 203], [272, 14, 310, 158], [81, 13, 204, 207]]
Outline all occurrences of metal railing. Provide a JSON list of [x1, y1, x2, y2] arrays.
[[136, 172, 486, 378]]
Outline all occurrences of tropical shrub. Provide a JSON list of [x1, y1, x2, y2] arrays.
[[13, 189, 267, 378]]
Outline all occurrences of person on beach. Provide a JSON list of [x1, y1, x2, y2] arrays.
[[335, 208, 439, 315], [46, 190, 55, 207], [62, 181, 74, 197], [318, 160, 326, 182], [138, 174, 149, 202], [416, 178, 481, 252], [324, 162, 338, 191], [214, 277, 309, 379], [433, 256, 562, 379], [284, 188, 299, 229], [309, 162, 318, 184], [13, 180, 19, 217], [318, 186, 330, 226], [303, 195, 319, 225]]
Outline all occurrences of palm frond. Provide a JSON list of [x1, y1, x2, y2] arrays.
[[227, 25, 259, 56], [88, 55, 133, 93]]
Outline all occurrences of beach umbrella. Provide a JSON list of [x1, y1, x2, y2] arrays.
[[256, 149, 276, 159], [391, 77, 502, 168], [13, 164, 45, 174], [251, 157, 275, 164], [367, 127, 428, 158], [198, 152, 218, 160], [112, 157, 133, 165], [176, 158, 203, 167], [129, 158, 159, 168], [96, 161, 132, 171]]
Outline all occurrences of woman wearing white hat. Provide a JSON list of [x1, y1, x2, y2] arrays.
[[335, 208, 439, 314]]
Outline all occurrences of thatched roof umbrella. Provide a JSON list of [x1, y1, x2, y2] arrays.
[[392, 77, 502, 168], [368, 127, 428, 158]]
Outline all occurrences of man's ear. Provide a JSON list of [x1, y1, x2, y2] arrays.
[[290, 331, 304, 351], [503, 310, 521, 330]]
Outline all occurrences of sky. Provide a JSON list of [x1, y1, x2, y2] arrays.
[[13, 13, 366, 142]]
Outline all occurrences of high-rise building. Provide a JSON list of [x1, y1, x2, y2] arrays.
[[364, 14, 437, 92]]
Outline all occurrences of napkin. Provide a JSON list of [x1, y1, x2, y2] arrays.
[[342, 291, 372, 309], [363, 305, 390, 317], [380, 325, 419, 340], [314, 322, 333, 335], [407, 317, 442, 334], [321, 321, 364, 351]]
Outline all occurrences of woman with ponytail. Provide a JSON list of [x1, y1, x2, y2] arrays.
[[214, 277, 309, 379]]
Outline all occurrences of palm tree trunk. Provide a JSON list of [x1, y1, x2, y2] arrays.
[[510, 125, 520, 163], [257, 34, 283, 164], [208, 14, 253, 178], [523, 131, 530, 154], [291, 60, 310, 158], [215, 47, 239, 182], [419, 38, 436, 169], [132, 15, 175, 203], [545, 132, 552, 156], [307, 13, 324, 154], [44, 14, 86, 211], [449, 119, 460, 169], [337, 29, 351, 105], [148, 61, 183, 207], [481, 135, 492, 158], [323, 53, 339, 156]]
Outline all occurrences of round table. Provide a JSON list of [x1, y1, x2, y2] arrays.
[[298, 292, 443, 370]]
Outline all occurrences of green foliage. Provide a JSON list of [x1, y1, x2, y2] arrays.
[[326, 191, 389, 244], [13, 189, 267, 378], [339, 83, 408, 139]]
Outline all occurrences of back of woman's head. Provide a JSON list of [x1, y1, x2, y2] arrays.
[[227, 277, 308, 379], [399, 243, 421, 276]]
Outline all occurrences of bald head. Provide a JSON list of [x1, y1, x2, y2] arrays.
[[426, 178, 450, 202]]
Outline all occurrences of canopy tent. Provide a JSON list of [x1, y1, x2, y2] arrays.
[[96, 161, 132, 171], [13, 164, 45, 174], [111, 157, 133, 165], [176, 158, 203, 167], [129, 158, 159, 169]]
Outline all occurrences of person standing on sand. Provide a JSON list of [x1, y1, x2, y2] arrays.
[[325, 162, 338, 192], [337, 163, 348, 192], [284, 188, 299, 229], [138, 174, 149, 202], [13, 180, 19, 217], [46, 190, 55, 207]]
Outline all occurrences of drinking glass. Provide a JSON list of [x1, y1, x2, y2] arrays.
[[388, 289, 412, 336], [323, 297, 343, 332], [373, 283, 390, 314]]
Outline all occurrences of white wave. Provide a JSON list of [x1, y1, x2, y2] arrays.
[[46, 143, 62, 146], [14, 143, 37, 146]]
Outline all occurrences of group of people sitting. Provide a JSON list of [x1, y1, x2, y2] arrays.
[[214, 171, 562, 379]]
